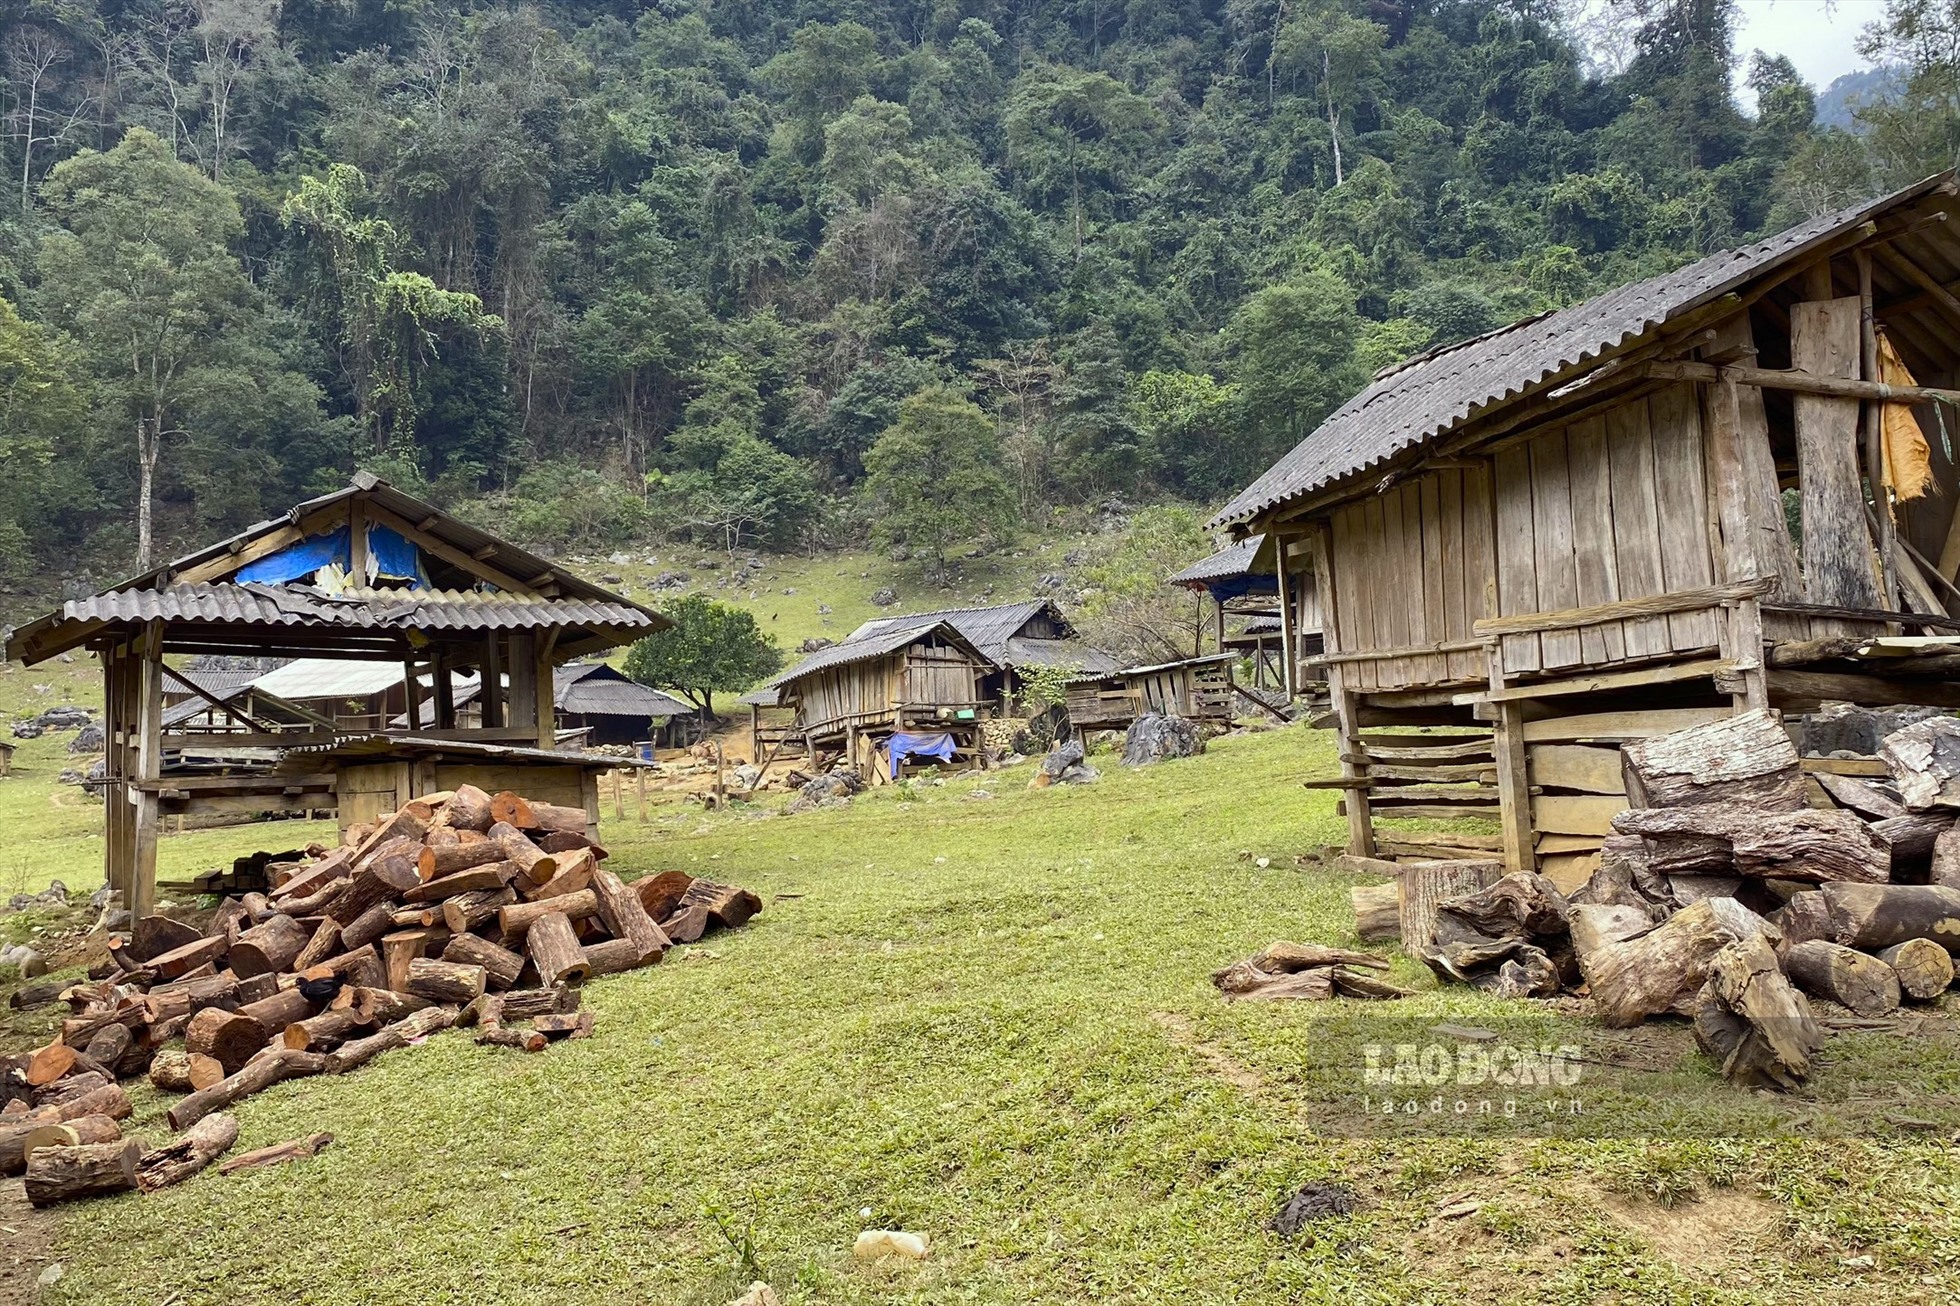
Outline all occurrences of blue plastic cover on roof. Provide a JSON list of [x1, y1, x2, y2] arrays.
[[368, 523, 428, 586], [235, 525, 350, 584]]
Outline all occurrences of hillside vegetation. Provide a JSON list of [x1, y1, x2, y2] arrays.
[[2, 0, 1957, 615]]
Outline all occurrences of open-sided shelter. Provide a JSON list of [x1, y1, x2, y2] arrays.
[[1211, 171, 1960, 883], [5, 472, 666, 916]]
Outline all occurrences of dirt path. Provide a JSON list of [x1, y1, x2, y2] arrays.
[[0, 1178, 61, 1306]]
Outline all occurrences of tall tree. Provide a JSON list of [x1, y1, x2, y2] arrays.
[[623, 593, 784, 719], [862, 384, 1017, 581]]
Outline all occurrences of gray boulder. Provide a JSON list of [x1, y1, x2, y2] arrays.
[[69, 724, 104, 753], [1036, 739, 1099, 786], [786, 769, 865, 813], [870, 587, 899, 607], [1122, 713, 1204, 766]]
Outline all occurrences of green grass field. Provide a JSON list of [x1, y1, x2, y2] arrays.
[[7, 725, 1957, 1305]]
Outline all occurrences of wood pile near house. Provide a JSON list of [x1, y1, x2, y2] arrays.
[[1342, 710, 1960, 1089], [1, 783, 761, 1205]]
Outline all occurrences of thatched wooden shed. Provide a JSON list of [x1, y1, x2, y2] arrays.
[[1212, 171, 1960, 884]]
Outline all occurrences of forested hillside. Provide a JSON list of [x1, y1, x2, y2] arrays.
[[0, 0, 1955, 608]]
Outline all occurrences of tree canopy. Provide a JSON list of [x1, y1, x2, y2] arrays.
[[623, 593, 785, 718]]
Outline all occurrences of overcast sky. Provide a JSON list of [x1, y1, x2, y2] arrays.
[[1731, 0, 1879, 105]]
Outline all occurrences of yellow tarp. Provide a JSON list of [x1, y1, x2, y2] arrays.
[[1878, 329, 1935, 502]]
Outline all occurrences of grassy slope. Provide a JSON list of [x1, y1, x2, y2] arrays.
[[27, 726, 1960, 1306]]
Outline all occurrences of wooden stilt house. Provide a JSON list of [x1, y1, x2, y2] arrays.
[[1211, 172, 1960, 884]]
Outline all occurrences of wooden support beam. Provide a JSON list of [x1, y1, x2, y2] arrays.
[[1462, 657, 1731, 706], [1311, 523, 1374, 857], [1760, 668, 1960, 710], [1471, 578, 1776, 638], [1644, 358, 1960, 408], [1492, 700, 1533, 875]]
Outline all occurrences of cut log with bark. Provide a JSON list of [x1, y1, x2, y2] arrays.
[[526, 801, 591, 835], [524, 848, 595, 901], [339, 902, 399, 953], [1818, 882, 1960, 953], [1881, 716, 1960, 810], [34, 1072, 110, 1108], [1621, 710, 1804, 811], [19, 1114, 122, 1170], [329, 985, 430, 1026], [447, 784, 495, 833], [1931, 825, 1960, 889], [532, 1013, 584, 1039], [525, 912, 591, 987], [498, 889, 599, 947], [282, 1010, 371, 1053], [0, 1085, 132, 1175], [489, 822, 556, 884], [591, 869, 670, 965], [1611, 805, 1889, 883], [538, 830, 607, 859], [149, 1050, 225, 1094], [8, 979, 65, 1011], [25, 1043, 76, 1088], [1397, 860, 1502, 951], [1571, 897, 1777, 1027], [441, 933, 525, 990], [489, 791, 537, 829], [634, 871, 695, 921], [441, 887, 516, 935], [381, 928, 450, 992], [220, 1131, 335, 1175], [1782, 939, 1901, 1016], [405, 861, 519, 903], [1693, 934, 1822, 1089], [416, 840, 508, 881], [185, 1008, 270, 1077], [580, 938, 648, 979], [325, 1007, 457, 1074], [130, 914, 205, 963], [146, 934, 229, 980], [327, 850, 422, 926], [167, 1049, 328, 1132], [498, 986, 580, 1020], [406, 958, 487, 1005], [229, 913, 312, 978], [1878, 938, 1954, 1000], [290, 920, 344, 974], [680, 879, 763, 929], [1351, 882, 1400, 941], [136, 1113, 238, 1192], [81, 1023, 131, 1076], [24, 1137, 144, 1207]]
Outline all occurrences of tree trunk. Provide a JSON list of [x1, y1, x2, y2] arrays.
[[441, 933, 525, 990], [136, 1112, 239, 1191], [340, 903, 398, 953], [281, 1010, 371, 1053], [1611, 805, 1889, 883], [417, 841, 507, 880], [524, 912, 590, 988], [25, 1136, 144, 1207], [1877, 938, 1954, 1001], [229, 913, 311, 978], [1571, 897, 1775, 1027], [1782, 939, 1900, 1016], [167, 1049, 328, 1132], [325, 1006, 456, 1075], [1397, 860, 1502, 951], [441, 887, 517, 935], [489, 822, 556, 884], [291, 920, 343, 973], [405, 958, 487, 1005], [328, 850, 422, 926], [1621, 709, 1803, 810], [1818, 882, 1960, 953]]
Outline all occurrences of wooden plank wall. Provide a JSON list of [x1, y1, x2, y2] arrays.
[[1495, 383, 1720, 675], [1329, 464, 1494, 692]]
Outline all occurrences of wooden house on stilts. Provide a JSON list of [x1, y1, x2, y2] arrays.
[[1212, 172, 1960, 886]]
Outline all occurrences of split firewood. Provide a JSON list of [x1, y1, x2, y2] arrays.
[[136, 1113, 239, 1192], [207, 898, 251, 943], [1880, 716, 1960, 810], [1622, 710, 1804, 811], [168, 1049, 329, 1132], [149, 1050, 225, 1093], [1571, 898, 1777, 1027], [1692, 935, 1822, 1089], [19, 1114, 122, 1170], [441, 933, 525, 990], [229, 914, 312, 978], [1877, 938, 1954, 1000], [1816, 883, 1960, 953], [1782, 939, 1901, 1017], [634, 871, 694, 921], [447, 784, 495, 832], [1811, 772, 1908, 821], [220, 1131, 335, 1175], [25, 1137, 145, 1207], [1350, 882, 1400, 941], [316, 943, 386, 990], [270, 849, 352, 902], [1611, 806, 1889, 883], [185, 1008, 271, 1076], [525, 913, 590, 988], [591, 869, 671, 965]]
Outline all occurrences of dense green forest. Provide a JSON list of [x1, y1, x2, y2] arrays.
[[0, 0, 1956, 601]]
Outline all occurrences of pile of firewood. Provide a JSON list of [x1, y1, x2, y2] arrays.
[[1348, 710, 1959, 1090], [1, 783, 761, 1206]]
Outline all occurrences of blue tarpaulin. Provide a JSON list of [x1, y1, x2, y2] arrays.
[[886, 730, 958, 778], [368, 523, 429, 586], [232, 524, 429, 588]]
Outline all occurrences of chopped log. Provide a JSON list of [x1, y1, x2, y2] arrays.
[[1622, 710, 1804, 811], [406, 958, 487, 1005], [282, 1010, 371, 1053], [185, 1008, 269, 1077], [404, 861, 519, 903], [498, 986, 580, 1019], [524, 848, 595, 901], [33, 1072, 109, 1108], [207, 898, 250, 941], [525, 800, 590, 836], [167, 1049, 329, 1131], [489, 822, 556, 883], [1878, 938, 1954, 1000], [146, 933, 229, 980], [271, 880, 349, 919], [1250, 941, 1391, 972], [1397, 860, 1502, 951], [1668, 875, 1746, 905], [229, 914, 311, 979], [270, 848, 352, 900], [538, 830, 607, 860], [1811, 771, 1908, 820], [8, 979, 65, 1011], [1774, 890, 1835, 951], [477, 1026, 550, 1052], [1818, 882, 1960, 953], [136, 1113, 238, 1191], [1693, 935, 1821, 1088], [1782, 939, 1901, 1016], [289, 919, 344, 974], [525, 912, 591, 987], [489, 790, 537, 828], [351, 809, 431, 866], [591, 869, 671, 965], [152, 972, 241, 1017], [328, 849, 423, 926], [324, 1006, 457, 1074], [1433, 872, 1569, 946], [381, 928, 451, 992], [1880, 716, 1960, 809], [658, 905, 710, 944], [1571, 897, 1776, 1027], [20, 1115, 122, 1169], [25, 1044, 76, 1088], [130, 914, 205, 962], [1351, 882, 1400, 941], [447, 783, 495, 832], [233, 972, 280, 1005], [81, 1024, 130, 1075], [568, 1011, 597, 1039], [340, 902, 399, 952], [532, 1013, 584, 1038], [1611, 805, 1890, 883], [680, 878, 763, 929], [329, 985, 431, 1025], [634, 870, 694, 921], [416, 840, 508, 881], [0, 1086, 132, 1175], [441, 933, 525, 990], [220, 1131, 335, 1175], [149, 1050, 225, 1093], [584, 937, 651, 976], [236, 988, 315, 1035], [24, 1137, 143, 1207], [498, 889, 599, 946], [1873, 812, 1954, 875], [1931, 824, 1960, 889], [441, 887, 516, 935]]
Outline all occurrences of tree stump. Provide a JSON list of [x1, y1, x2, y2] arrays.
[[1622, 709, 1803, 810], [1878, 938, 1954, 1001], [1350, 883, 1401, 941], [1396, 860, 1501, 952], [1782, 939, 1900, 1016], [24, 1137, 144, 1207]]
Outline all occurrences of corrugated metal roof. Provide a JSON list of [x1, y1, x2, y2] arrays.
[[764, 620, 984, 689], [1003, 636, 1120, 674], [1210, 172, 1958, 528], [1169, 535, 1265, 586], [279, 732, 655, 768], [556, 663, 693, 719], [42, 583, 657, 636], [252, 659, 415, 700], [845, 600, 1108, 669]]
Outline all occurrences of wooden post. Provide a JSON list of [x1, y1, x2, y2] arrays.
[[1857, 248, 1899, 610], [1487, 640, 1533, 876], [432, 648, 456, 730], [1275, 532, 1297, 697], [1310, 524, 1374, 856], [480, 635, 505, 729], [1793, 270, 1884, 610], [132, 621, 164, 920], [534, 628, 558, 750], [348, 497, 370, 585], [402, 660, 422, 731], [611, 769, 622, 820], [635, 767, 647, 822]]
